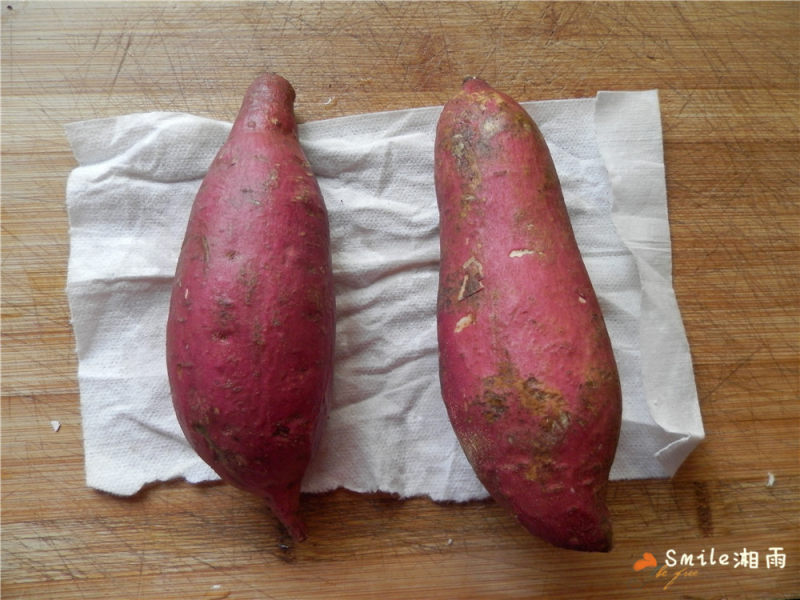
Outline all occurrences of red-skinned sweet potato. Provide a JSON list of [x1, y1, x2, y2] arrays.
[[166, 73, 335, 541], [434, 77, 622, 552]]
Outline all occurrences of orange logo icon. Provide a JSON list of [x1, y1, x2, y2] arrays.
[[634, 552, 658, 571]]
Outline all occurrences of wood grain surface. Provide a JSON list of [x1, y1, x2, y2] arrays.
[[2, 2, 798, 599]]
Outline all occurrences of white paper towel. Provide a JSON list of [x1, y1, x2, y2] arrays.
[[64, 90, 704, 500]]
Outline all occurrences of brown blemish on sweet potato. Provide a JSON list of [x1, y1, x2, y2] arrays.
[[239, 186, 263, 206], [520, 377, 567, 424], [480, 365, 570, 449], [458, 256, 485, 301], [192, 422, 248, 468], [220, 378, 243, 393], [273, 423, 290, 437], [201, 235, 210, 266], [524, 456, 558, 484], [251, 320, 266, 347], [237, 264, 259, 306], [261, 167, 280, 192], [303, 287, 326, 323], [211, 296, 236, 342], [173, 361, 193, 381], [481, 391, 508, 422]]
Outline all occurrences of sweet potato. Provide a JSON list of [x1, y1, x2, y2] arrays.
[[166, 73, 335, 541], [434, 77, 622, 552]]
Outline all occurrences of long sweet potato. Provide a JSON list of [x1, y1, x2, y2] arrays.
[[166, 73, 335, 541], [434, 77, 622, 552]]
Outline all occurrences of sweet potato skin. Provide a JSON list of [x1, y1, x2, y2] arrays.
[[166, 73, 335, 541], [434, 77, 622, 552]]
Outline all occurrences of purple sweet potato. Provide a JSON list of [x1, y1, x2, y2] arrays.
[[166, 73, 335, 541], [434, 77, 622, 552]]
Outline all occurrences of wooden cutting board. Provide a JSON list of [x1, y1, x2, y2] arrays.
[[2, 2, 798, 599]]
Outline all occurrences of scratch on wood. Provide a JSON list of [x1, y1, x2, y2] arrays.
[[110, 33, 133, 93], [693, 481, 714, 537]]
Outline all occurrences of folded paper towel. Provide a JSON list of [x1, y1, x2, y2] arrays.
[[64, 90, 703, 500]]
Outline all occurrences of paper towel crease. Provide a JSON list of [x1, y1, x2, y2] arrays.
[[65, 89, 703, 499]]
